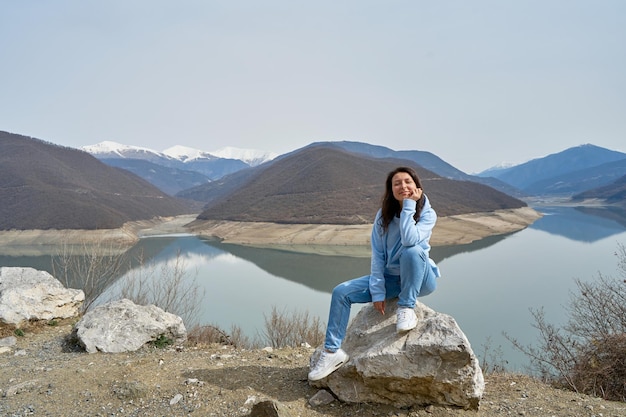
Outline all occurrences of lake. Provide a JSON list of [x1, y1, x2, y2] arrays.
[[1, 203, 625, 372]]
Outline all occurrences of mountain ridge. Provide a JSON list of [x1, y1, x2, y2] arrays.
[[0, 132, 196, 230], [477, 144, 626, 195], [195, 144, 527, 225], [82, 137, 625, 203]]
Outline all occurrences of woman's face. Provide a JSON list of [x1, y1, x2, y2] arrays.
[[391, 172, 418, 203]]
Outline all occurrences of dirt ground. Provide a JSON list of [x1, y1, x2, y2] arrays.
[[1, 322, 625, 417]]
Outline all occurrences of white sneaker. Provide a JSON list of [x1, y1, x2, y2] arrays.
[[396, 307, 418, 332], [308, 349, 349, 381]]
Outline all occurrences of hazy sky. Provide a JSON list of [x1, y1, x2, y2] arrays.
[[1, 1, 625, 173]]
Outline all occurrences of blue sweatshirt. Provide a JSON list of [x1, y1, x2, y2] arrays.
[[369, 196, 441, 302]]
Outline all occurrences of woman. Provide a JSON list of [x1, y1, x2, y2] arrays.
[[308, 166, 441, 381]]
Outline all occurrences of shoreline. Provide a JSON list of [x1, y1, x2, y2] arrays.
[[188, 207, 542, 256], [0, 208, 542, 256]]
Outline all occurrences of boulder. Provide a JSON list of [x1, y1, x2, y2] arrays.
[[73, 298, 187, 353], [310, 299, 484, 409], [0, 267, 84, 326]]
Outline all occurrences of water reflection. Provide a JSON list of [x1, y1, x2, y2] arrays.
[[576, 205, 626, 228], [530, 205, 626, 242], [201, 234, 515, 294], [430, 233, 511, 265], [202, 240, 370, 293]]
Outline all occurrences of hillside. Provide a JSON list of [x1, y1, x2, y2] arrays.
[[195, 145, 527, 224], [524, 158, 626, 196], [311, 141, 524, 197], [573, 174, 626, 204], [101, 158, 211, 195], [0, 132, 195, 230], [479, 144, 626, 195]]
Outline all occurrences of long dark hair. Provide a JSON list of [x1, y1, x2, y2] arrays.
[[379, 167, 425, 232]]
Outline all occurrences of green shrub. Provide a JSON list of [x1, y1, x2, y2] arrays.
[[150, 334, 174, 349]]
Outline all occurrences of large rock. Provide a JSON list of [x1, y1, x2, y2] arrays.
[[73, 298, 187, 353], [310, 299, 484, 409], [0, 267, 84, 326]]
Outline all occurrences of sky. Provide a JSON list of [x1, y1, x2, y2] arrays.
[[1, 1, 625, 174]]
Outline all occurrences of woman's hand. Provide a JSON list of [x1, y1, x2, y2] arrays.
[[373, 301, 385, 315], [410, 187, 423, 201]]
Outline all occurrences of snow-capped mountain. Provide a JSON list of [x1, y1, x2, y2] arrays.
[[476, 161, 519, 177], [84, 142, 276, 167], [82, 141, 175, 162], [209, 146, 278, 167], [162, 145, 219, 162], [162, 144, 277, 166], [83, 141, 259, 188]]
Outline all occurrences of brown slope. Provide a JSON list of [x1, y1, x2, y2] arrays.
[[0, 131, 195, 230], [197, 144, 526, 224]]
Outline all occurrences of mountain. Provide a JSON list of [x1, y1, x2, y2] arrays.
[[86, 140, 522, 198], [82, 141, 176, 163], [203, 146, 277, 167], [572, 174, 626, 205], [316, 141, 524, 197], [85, 141, 250, 182], [478, 162, 517, 177], [523, 158, 626, 196], [100, 158, 211, 196], [161, 145, 220, 162], [476, 144, 626, 195], [194, 144, 527, 225], [0, 132, 195, 230]]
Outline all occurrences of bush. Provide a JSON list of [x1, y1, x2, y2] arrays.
[[54, 240, 206, 332], [114, 249, 205, 328], [261, 305, 324, 349], [506, 243, 626, 401], [188, 324, 235, 346], [53, 240, 130, 312], [187, 306, 324, 350]]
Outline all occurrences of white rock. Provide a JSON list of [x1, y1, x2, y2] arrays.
[[0, 267, 84, 326], [73, 298, 187, 353], [310, 299, 484, 410]]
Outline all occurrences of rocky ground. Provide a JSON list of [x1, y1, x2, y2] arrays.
[[1, 322, 625, 417]]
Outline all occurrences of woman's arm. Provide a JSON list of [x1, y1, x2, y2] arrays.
[[399, 196, 436, 247], [369, 210, 386, 303]]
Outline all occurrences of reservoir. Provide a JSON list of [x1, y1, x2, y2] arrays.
[[1, 204, 625, 372]]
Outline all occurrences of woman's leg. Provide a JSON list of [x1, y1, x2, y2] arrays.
[[323, 275, 372, 351], [397, 246, 437, 308]]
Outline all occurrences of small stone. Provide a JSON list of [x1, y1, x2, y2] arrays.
[[169, 393, 183, 405], [308, 390, 335, 407], [0, 336, 17, 347], [249, 399, 293, 417]]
